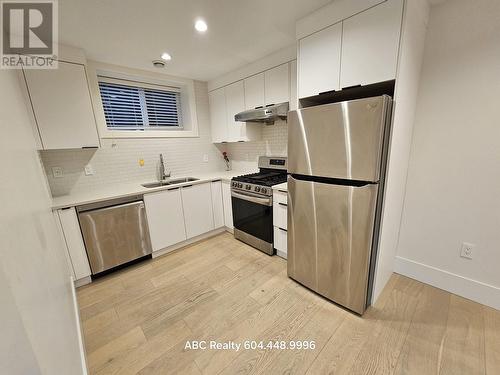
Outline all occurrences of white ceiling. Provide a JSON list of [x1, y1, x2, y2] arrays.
[[58, 0, 332, 81]]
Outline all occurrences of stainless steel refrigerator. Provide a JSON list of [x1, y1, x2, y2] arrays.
[[287, 95, 392, 314]]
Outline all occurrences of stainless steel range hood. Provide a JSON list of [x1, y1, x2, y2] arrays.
[[234, 102, 289, 124]]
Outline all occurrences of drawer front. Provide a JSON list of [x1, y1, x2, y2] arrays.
[[274, 226, 287, 255], [273, 201, 287, 230], [273, 190, 287, 205]]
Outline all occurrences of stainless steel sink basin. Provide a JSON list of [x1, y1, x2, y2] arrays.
[[141, 177, 199, 188], [168, 177, 199, 184]]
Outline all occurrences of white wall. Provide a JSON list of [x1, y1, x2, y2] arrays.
[[372, 0, 430, 301], [0, 70, 85, 374], [396, 0, 500, 309], [40, 81, 226, 197]]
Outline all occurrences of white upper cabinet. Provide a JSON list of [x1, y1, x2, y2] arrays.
[[225, 81, 246, 142], [244, 73, 265, 110], [340, 0, 403, 88], [264, 64, 289, 105], [289, 60, 298, 111], [23, 61, 99, 150], [298, 22, 342, 98], [208, 88, 227, 143], [181, 183, 215, 239], [144, 188, 187, 252], [209, 81, 261, 143], [208, 62, 293, 143]]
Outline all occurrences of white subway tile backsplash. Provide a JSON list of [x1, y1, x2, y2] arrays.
[[225, 119, 288, 170], [40, 81, 288, 197], [41, 81, 227, 196]]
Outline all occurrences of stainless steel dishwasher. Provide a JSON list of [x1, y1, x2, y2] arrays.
[[77, 195, 152, 275]]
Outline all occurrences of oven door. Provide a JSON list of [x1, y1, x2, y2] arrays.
[[231, 189, 274, 254]]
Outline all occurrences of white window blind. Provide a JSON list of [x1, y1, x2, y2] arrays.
[[98, 77, 182, 131]]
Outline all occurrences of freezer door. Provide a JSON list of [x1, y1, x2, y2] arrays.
[[287, 176, 378, 314], [288, 95, 391, 182], [79, 201, 152, 274]]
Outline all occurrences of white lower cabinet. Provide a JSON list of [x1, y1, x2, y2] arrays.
[[144, 188, 187, 252], [56, 207, 91, 280], [181, 182, 215, 239], [274, 226, 288, 258], [273, 190, 288, 258], [211, 181, 224, 229], [222, 180, 233, 229]]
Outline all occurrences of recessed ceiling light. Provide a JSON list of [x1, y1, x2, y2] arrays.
[[161, 52, 172, 61], [195, 19, 208, 33]]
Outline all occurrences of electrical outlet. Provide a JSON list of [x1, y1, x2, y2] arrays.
[[460, 242, 475, 260], [203, 154, 209, 162], [84, 164, 95, 176], [52, 167, 63, 178]]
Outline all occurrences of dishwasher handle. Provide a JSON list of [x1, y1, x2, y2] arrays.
[[80, 200, 144, 214]]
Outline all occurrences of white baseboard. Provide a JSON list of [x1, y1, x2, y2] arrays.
[[74, 276, 92, 288], [394, 256, 500, 310], [276, 250, 287, 259], [152, 228, 226, 259], [70, 277, 88, 375]]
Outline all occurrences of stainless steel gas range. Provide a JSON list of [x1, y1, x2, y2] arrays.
[[231, 156, 287, 255]]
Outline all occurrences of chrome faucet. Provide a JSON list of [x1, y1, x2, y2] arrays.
[[159, 154, 171, 180]]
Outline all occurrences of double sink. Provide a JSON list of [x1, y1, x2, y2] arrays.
[[141, 177, 199, 189]]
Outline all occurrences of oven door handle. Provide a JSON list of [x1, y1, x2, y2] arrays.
[[231, 191, 272, 206]]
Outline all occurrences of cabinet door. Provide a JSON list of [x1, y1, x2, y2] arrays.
[[224, 81, 246, 142], [211, 181, 224, 229], [144, 188, 187, 251], [24, 61, 99, 150], [208, 88, 227, 143], [273, 191, 288, 230], [340, 0, 403, 88], [244, 73, 265, 110], [222, 181, 233, 229], [57, 208, 91, 280], [273, 226, 287, 258], [265, 64, 290, 105], [298, 23, 342, 98], [289, 60, 298, 111], [181, 183, 215, 238]]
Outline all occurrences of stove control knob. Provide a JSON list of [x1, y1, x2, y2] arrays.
[[261, 188, 267, 194], [246, 184, 251, 190], [255, 186, 260, 192], [238, 183, 243, 188]]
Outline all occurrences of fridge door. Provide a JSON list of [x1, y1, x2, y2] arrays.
[[288, 95, 391, 182], [287, 176, 378, 314]]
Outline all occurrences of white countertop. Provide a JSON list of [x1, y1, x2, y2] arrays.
[[272, 182, 288, 191], [51, 170, 255, 210]]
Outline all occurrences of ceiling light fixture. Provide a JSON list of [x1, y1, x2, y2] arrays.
[[152, 60, 166, 68], [195, 19, 208, 33], [161, 52, 172, 61]]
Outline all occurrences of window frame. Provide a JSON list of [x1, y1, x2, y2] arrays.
[[98, 76, 183, 131], [87, 61, 199, 139]]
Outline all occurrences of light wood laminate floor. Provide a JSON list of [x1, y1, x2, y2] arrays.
[[78, 232, 500, 375]]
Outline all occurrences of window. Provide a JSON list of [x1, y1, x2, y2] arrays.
[[98, 77, 182, 131]]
